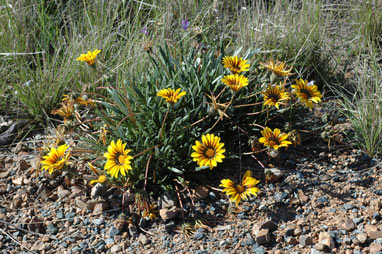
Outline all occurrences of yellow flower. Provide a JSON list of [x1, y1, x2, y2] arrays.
[[191, 134, 225, 169], [76, 49, 101, 65], [104, 139, 133, 178], [51, 94, 75, 122], [90, 175, 107, 185], [157, 88, 186, 104], [221, 74, 249, 92], [260, 60, 293, 77], [291, 79, 322, 109], [222, 56, 250, 74], [259, 127, 292, 150], [76, 96, 96, 106], [262, 84, 290, 109], [41, 144, 71, 174], [220, 170, 260, 207]]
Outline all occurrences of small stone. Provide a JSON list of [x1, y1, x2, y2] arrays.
[[299, 235, 313, 247], [12, 176, 24, 185], [343, 203, 355, 210], [91, 184, 104, 199], [138, 233, 150, 245], [370, 242, 382, 253], [0, 170, 9, 178], [93, 202, 108, 214], [318, 232, 335, 249], [342, 218, 356, 231], [128, 224, 138, 238], [159, 207, 179, 220], [365, 224, 378, 233], [93, 218, 104, 226], [216, 225, 231, 231], [110, 244, 121, 252], [18, 160, 30, 171], [256, 229, 270, 245], [57, 187, 70, 199], [314, 243, 326, 251], [46, 223, 58, 234], [368, 231, 382, 240], [274, 192, 288, 202], [41, 235, 50, 243], [252, 220, 277, 235], [194, 228, 206, 240], [75, 197, 90, 211], [264, 168, 284, 182], [108, 226, 120, 238], [159, 193, 176, 209], [286, 237, 298, 244], [356, 233, 367, 244], [252, 245, 266, 254], [195, 186, 209, 199]]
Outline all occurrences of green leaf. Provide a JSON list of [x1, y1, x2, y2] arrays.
[[195, 166, 209, 171], [169, 167, 184, 174]]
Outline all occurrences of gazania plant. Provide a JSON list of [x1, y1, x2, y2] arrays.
[[41, 144, 71, 174], [220, 170, 260, 206], [76, 49, 101, 66], [292, 79, 322, 109]]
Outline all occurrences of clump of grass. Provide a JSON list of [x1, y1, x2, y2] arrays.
[[336, 55, 382, 157]]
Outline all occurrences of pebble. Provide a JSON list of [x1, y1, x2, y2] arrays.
[[159, 193, 176, 209], [299, 235, 313, 247], [256, 229, 270, 245], [159, 207, 179, 220], [356, 233, 368, 244], [342, 218, 356, 231], [107, 226, 120, 238], [139, 233, 150, 245]]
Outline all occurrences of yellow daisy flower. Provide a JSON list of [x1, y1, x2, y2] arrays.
[[259, 127, 292, 150], [220, 170, 260, 207], [41, 144, 71, 174], [260, 60, 293, 77], [76, 49, 101, 65], [291, 79, 322, 109], [262, 84, 290, 109], [222, 56, 250, 74], [157, 88, 186, 104], [191, 134, 225, 169], [221, 74, 249, 92], [104, 139, 133, 178]]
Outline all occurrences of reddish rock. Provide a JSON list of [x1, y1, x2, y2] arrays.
[[252, 220, 277, 235], [368, 231, 382, 240], [299, 235, 313, 246], [356, 233, 368, 244], [365, 224, 379, 233], [319, 232, 335, 249], [342, 218, 356, 231], [159, 208, 179, 220], [297, 189, 309, 204], [256, 229, 270, 245], [370, 242, 382, 253]]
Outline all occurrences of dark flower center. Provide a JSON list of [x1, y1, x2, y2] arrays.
[[300, 88, 312, 99], [235, 184, 246, 194]]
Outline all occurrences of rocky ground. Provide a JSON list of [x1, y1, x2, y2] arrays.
[[1, 133, 382, 254]]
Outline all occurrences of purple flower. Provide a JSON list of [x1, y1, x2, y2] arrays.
[[141, 27, 148, 36], [182, 19, 189, 31]]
